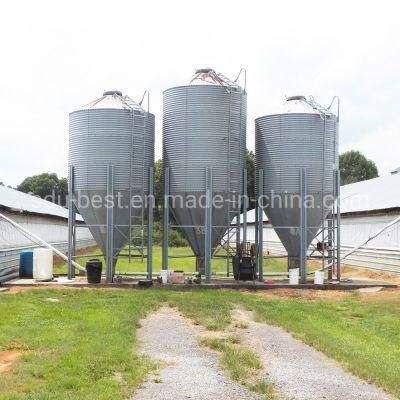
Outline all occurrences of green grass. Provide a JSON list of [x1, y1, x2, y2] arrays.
[[242, 292, 400, 398], [200, 336, 277, 399], [0, 289, 162, 400], [54, 245, 288, 276], [1, 289, 399, 399]]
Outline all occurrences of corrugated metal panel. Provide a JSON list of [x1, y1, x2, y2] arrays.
[[255, 113, 337, 193], [255, 97, 338, 260], [163, 85, 246, 192], [69, 92, 155, 256], [0, 185, 83, 221], [69, 109, 154, 192], [163, 74, 246, 257]]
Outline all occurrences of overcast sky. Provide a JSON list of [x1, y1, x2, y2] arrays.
[[1, 0, 399, 186]]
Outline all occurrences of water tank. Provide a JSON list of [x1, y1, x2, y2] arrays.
[[163, 69, 246, 270], [69, 91, 155, 263], [255, 96, 338, 268], [33, 248, 53, 281]]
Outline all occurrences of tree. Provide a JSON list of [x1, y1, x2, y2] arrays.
[[339, 150, 378, 185], [17, 173, 68, 206], [153, 159, 163, 221], [246, 150, 255, 209]]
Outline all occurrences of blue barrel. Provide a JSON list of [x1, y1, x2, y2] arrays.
[[19, 251, 33, 278]]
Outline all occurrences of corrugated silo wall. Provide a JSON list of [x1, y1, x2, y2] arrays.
[[0, 211, 95, 282]]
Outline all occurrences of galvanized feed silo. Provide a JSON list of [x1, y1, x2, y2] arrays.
[[163, 69, 247, 273], [69, 91, 155, 270], [255, 95, 338, 270]]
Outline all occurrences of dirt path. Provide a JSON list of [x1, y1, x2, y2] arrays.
[[233, 309, 392, 400], [131, 307, 258, 400]]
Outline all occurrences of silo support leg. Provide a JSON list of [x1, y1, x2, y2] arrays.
[[67, 165, 76, 280], [162, 168, 170, 271], [204, 167, 212, 283], [147, 167, 154, 280], [257, 169, 264, 281], [243, 168, 248, 248], [300, 168, 307, 284], [106, 164, 114, 283]]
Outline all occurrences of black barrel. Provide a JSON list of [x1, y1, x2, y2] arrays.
[[86, 259, 102, 283]]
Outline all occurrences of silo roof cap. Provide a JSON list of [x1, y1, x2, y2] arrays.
[[76, 91, 144, 112], [276, 95, 336, 116], [190, 68, 241, 89]]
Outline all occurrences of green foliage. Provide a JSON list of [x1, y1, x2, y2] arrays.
[[152, 221, 187, 247], [153, 159, 163, 221], [17, 173, 68, 206], [246, 150, 255, 209], [339, 150, 378, 185]]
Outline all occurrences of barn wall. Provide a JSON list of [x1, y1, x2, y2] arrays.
[[0, 211, 94, 281], [234, 213, 400, 273]]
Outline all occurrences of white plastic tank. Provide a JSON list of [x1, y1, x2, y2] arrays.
[[33, 248, 53, 281]]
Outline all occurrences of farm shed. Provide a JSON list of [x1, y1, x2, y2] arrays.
[[0, 185, 94, 282], [235, 173, 400, 273]]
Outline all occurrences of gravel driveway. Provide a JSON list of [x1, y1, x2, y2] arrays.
[[233, 309, 393, 400], [131, 307, 259, 400]]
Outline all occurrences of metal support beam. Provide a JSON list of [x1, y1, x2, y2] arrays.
[[162, 167, 170, 270], [300, 167, 307, 284], [327, 211, 333, 280], [147, 167, 154, 280], [67, 165, 76, 280], [257, 169, 264, 281], [204, 167, 212, 283], [242, 168, 248, 247], [335, 169, 341, 281], [106, 164, 114, 283]]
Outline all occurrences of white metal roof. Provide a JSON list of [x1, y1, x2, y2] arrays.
[[0, 185, 83, 221], [340, 173, 400, 214], [237, 173, 400, 224]]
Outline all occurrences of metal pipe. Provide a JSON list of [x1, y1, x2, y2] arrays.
[[0, 212, 85, 272]]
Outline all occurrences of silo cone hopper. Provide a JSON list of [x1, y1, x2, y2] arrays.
[[163, 69, 247, 273], [256, 95, 338, 270], [69, 90, 155, 271]]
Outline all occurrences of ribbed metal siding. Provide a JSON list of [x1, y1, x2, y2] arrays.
[[163, 85, 246, 193], [256, 113, 337, 194], [69, 108, 155, 192]]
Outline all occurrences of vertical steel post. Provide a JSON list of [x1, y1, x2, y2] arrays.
[[243, 168, 248, 248], [254, 171, 259, 275], [300, 167, 307, 284], [147, 167, 154, 280], [257, 169, 264, 281], [106, 164, 114, 283], [162, 167, 170, 270], [335, 169, 341, 281], [327, 211, 333, 280], [67, 165, 75, 280], [205, 167, 212, 283]]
